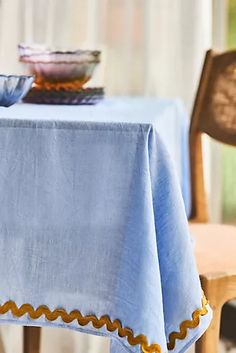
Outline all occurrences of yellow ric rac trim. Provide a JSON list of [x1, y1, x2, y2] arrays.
[[0, 296, 208, 353], [167, 295, 209, 350], [0, 300, 161, 353]]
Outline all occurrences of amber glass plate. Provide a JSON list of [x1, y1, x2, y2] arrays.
[[23, 87, 104, 105]]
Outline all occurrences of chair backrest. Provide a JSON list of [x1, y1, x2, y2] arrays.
[[190, 49, 236, 222]]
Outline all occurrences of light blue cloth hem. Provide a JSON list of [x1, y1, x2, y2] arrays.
[[0, 316, 134, 353], [170, 305, 213, 353], [0, 305, 212, 353]]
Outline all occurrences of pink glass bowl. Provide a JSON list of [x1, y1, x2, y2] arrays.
[[19, 45, 101, 86]]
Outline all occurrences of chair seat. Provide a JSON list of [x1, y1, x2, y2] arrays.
[[189, 223, 236, 277]]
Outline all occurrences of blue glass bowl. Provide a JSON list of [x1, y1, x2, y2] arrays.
[[0, 75, 34, 107]]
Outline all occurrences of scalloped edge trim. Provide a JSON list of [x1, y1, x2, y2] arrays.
[[0, 300, 161, 353], [0, 296, 208, 353], [167, 295, 209, 350]]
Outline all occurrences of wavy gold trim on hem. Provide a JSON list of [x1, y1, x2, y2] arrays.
[[0, 296, 208, 353], [0, 300, 161, 353], [167, 295, 209, 350]]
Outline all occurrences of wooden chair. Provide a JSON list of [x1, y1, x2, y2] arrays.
[[189, 49, 236, 353]]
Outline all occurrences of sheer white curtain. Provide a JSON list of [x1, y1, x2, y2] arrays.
[[0, 0, 212, 109], [0, 1, 212, 353]]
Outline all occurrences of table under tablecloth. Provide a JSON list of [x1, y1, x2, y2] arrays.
[[0, 98, 211, 353], [0, 98, 191, 216]]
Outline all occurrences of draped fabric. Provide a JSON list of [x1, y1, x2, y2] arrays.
[[0, 101, 211, 353]]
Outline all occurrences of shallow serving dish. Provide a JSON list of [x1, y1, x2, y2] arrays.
[[0, 75, 34, 107], [23, 86, 104, 105], [19, 45, 101, 86]]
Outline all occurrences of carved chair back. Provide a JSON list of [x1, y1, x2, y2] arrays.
[[190, 49, 236, 222]]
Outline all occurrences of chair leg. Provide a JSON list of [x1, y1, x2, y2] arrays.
[[23, 327, 41, 353], [195, 304, 222, 353], [195, 275, 224, 353]]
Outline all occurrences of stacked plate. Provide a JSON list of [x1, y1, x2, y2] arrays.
[[19, 44, 104, 105]]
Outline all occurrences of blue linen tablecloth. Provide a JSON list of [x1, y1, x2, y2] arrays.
[[0, 98, 211, 353]]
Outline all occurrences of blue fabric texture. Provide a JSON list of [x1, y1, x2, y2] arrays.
[[0, 99, 211, 353], [0, 98, 191, 216]]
